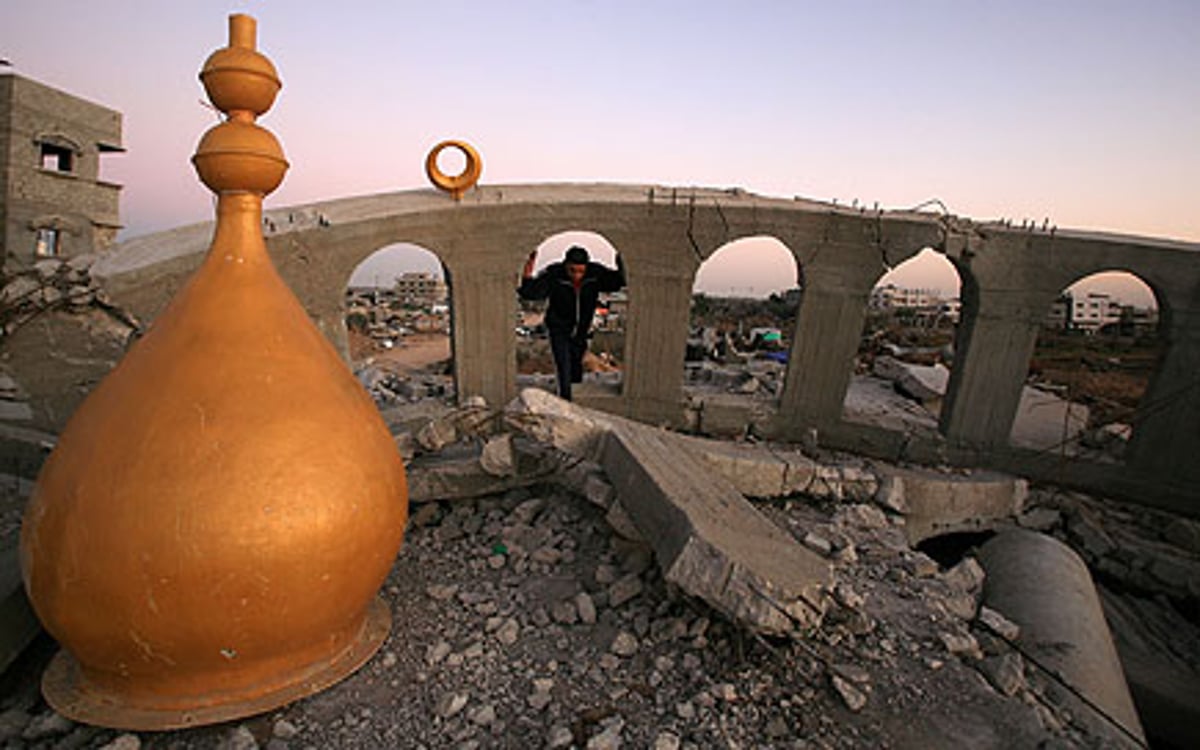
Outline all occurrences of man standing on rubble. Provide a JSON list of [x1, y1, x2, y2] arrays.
[[519, 246, 626, 401]]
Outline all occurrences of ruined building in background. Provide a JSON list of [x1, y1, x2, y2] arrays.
[[0, 74, 123, 270]]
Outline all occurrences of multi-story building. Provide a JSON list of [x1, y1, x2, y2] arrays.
[[1068, 292, 1123, 333], [393, 272, 448, 308], [870, 284, 941, 311], [0, 74, 123, 270]]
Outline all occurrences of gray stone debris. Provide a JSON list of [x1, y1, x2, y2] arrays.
[[874, 466, 1026, 544], [978, 606, 1021, 642], [830, 674, 868, 712], [98, 735, 141, 750], [976, 653, 1025, 696], [507, 389, 832, 637], [479, 433, 515, 477]]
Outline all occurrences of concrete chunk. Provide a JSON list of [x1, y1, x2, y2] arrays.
[[875, 466, 1027, 544], [600, 425, 830, 634]]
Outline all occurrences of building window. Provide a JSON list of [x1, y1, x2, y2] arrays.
[[35, 228, 61, 257], [40, 143, 74, 173]]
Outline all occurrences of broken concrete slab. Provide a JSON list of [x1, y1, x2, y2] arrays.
[[1009, 386, 1090, 452], [873, 356, 950, 410], [509, 388, 832, 635], [407, 439, 560, 504], [600, 425, 831, 635], [874, 466, 1027, 544]]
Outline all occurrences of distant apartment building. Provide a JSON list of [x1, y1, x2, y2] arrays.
[[393, 272, 447, 308], [1043, 291, 1156, 334], [1069, 292, 1122, 332], [0, 74, 123, 270], [870, 284, 960, 323]]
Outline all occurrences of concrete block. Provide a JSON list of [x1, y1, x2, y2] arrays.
[[875, 466, 1026, 544], [600, 425, 830, 635], [408, 440, 558, 503]]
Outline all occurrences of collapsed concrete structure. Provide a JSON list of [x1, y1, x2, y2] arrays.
[[4, 184, 1193, 514]]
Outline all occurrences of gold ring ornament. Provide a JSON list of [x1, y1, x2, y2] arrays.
[[425, 140, 481, 200]]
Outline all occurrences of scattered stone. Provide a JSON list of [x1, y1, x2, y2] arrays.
[[836, 503, 889, 529], [802, 531, 833, 557], [1017, 507, 1062, 532], [496, 617, 521, 646], [940, 631, 982, 659], [943, 557, 985, 593], [427, 583, 459, 601], [1066, 510, 1116, 559], [0, 710, 30, 743], [98, 734, 141, 750], [408, 502, 441, 528], [417, 418, 458, 452], [436, 692, 469, 719], [467, 704, 496, 726], [215, 725, 258, 750], [605, 501, 644, 541], [834, 583, 865, 610], [976, 653, 1025, 696], [426, 639, 452, 665], [480, 433, 515, 477], [653, 731, 681, 750], [21, 711, 73, 741], [905, 552, 939, 578], [830, 674, 867, 712], [547, 725, 574, 748], [511, 497, 546, 524], [272, 719, 300, 739], [607, 574, 644, 608], [552, 600, 579, 624], [586, 717, 624, 750], [610, 631, 639, 657], [978, 606, 1021, 642], [576, 591, 597, 624], [595, 564, 618, 585]]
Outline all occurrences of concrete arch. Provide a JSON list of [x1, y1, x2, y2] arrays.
[[83, 185, 1199, 510]]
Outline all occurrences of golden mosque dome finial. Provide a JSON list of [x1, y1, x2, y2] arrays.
[[21, 14, 408, 730], [193, 14, 288, 196]]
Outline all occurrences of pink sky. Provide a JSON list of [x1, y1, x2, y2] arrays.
[[6, 1, 1195, 307]]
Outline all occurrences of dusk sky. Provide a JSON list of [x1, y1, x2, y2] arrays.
[[5, 1, 1196, 305]]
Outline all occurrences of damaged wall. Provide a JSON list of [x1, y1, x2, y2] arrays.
[[6, 184, 1199, 512]]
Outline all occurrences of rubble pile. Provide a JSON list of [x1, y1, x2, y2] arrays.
[[354, 363, 452, 407], [0, 391, 1189, 747], [0, 256, 139, 342]]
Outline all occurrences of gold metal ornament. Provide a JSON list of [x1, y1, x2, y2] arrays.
[[425, 139, 482, 200], [20, 14, 408, 730]]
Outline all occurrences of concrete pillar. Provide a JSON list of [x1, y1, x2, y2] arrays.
[[1126, 309, 1200, 489], [978, 530, 1145, 746], [451, 265, 516, 407], [621, 261, 693, 425], [940, 293, 1041, 447], [778, 265, 873, 428]]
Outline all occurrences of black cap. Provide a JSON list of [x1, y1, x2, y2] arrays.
[[564, 246, 589, 265]]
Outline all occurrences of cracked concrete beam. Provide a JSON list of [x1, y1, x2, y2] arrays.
[[507, 389, 831, 635]]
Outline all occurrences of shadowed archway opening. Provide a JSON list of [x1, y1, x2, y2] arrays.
[[686, 236, 800, 436], [515, 231, 627, 399], [345, 242, 454, 406], [844, 247, 963, 435], [1013, 270, 1163, 461]]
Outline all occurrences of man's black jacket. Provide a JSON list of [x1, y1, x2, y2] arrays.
[[518, 257, 625, 339]]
